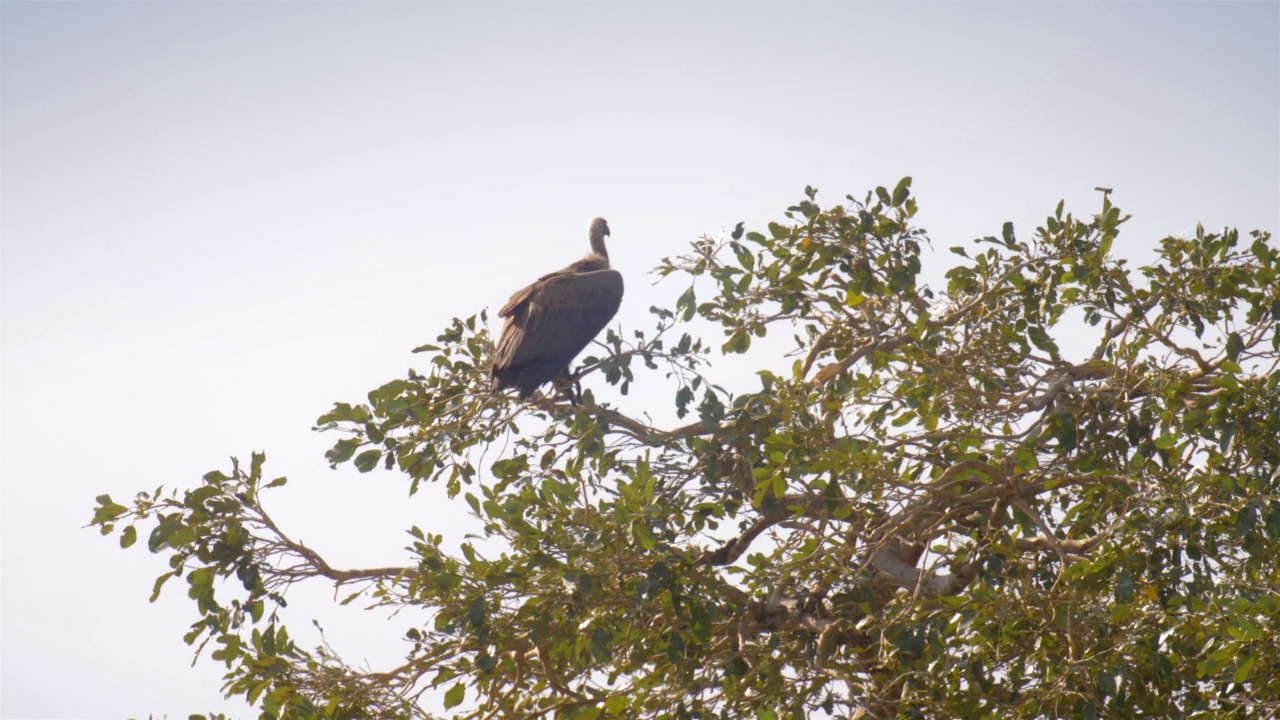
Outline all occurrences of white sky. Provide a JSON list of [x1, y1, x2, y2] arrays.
[[2, 2, 1276, 718]]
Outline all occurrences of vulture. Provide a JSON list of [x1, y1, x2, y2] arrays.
[[491, 217, 624, 400]]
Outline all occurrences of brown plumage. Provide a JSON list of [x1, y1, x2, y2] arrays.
[[491, 217, 624, 399]]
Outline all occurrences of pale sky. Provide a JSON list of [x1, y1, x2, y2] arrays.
[[2, 2, 1276, 718]]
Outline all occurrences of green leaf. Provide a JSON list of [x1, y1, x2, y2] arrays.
[[889, 269, 913, 295], [634, 521, 657, 550], [444, 682, 465, 709], [315, 403, 353, 425], [149, 572, 173, 603], [875, 186, 891, 206], [491, 456, 529, 479], [262, 624, 276, 656], [120, 525, 137, 549], [466, 597, 485, 627], [1027, 325, 1059, 355], [690, 604, 712, 643], [1225, 332, 1244, 362], [666, 632, 685, 662], [1002, 221, 1016, 248], [354, 449, 382, 473], [167, 528, 195, 548], [325, 439, 360, 467], [891, 176, 912, 207], [675, 386, 695, 419], [1234, 651, 1257, 683], [369, 379, 409, 404], [591, 626, 613, 663], [184, 485, 220, 509], [92, 501, 128, 526], [723, 329, 751, 354], [1055, 414, 1078, 453], [1219, 424, 1237, 455], [676, 286, 697, 322]]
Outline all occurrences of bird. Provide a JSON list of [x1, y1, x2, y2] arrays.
[[491, 217, 624, 401]]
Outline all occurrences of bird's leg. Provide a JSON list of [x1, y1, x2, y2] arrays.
[[564, 376, 582, 406], [552, 372, 581, 406]]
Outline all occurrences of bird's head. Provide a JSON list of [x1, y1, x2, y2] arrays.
[[589, 217, 610, 240]]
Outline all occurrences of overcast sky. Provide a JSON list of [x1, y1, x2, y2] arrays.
[[2, 2, 1276, 718]]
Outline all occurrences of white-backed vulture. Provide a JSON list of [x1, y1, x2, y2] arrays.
[[491, 217, 624, 399]]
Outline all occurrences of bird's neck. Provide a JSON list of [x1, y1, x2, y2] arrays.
[[589, 235, 609, 260]]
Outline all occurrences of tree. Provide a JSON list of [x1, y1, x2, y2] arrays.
[[92, 181, 1280, 719]]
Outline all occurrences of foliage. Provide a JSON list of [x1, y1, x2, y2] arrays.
[[93, 182, 1280, 719]]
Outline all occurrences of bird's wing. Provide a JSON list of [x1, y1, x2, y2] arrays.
[[498, 267, 573, 318], [498, 258, 608, 319], [494, 270, 624, 370]]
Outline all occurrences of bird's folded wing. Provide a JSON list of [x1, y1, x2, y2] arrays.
[[500, 270, 624, 368]]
